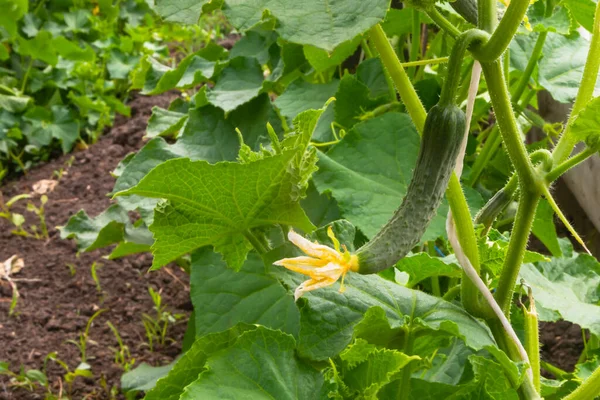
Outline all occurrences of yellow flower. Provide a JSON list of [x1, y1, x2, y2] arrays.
[[274, 228, 358, 300]]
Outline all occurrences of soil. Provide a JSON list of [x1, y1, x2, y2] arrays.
[[0, 92, 191, 400]]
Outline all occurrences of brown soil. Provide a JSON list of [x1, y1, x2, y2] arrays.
[[0, 93, 190, 400]]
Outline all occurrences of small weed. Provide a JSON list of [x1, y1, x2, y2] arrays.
[[66, 309, 107, 364], [0, 192, 32, 237], [141, 287, 184, 351], [106, 321, 135, 372], [90, 262, 102, 294], [66, 263, 77, 276], [27, 195, 49, 239]]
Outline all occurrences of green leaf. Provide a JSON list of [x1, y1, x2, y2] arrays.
[[18, 31, 57, 65], [223, 0, 388, 51], [0, 94, 32, 113], [537, 32, 600, 104], [106, 50, 140, 80], [381, 8, 415, 37], [0, 0, 27, 37], [52, 37, 95, 61], [117, 150, 314, 270], [334, 74, 389, 129], [146, 107, 188, 138], [300, 183, 342, 227], [312, 112, 448, 242], [478, 228, 550, 277], [532, 198, 562, 257], [341, 340, 419, 398], [274, 79, 339, 121], [303, 35, 363, 72], [570, 96, 600, 147], [562, 0, 598, 32], [526, 3, 574, 34], [121, 362, 177, 392], [356, 58, 391, 99], [59, 205, 129, 252], [268, 223, 496, 361], [142, 52, 215, 95], [206, 57, 265, 112], [180, 327, 327, 400], [23, 106, 80, 153], [154, 0, 208, 24], [395, 253, 461, 288], [230, 29, 278, 65], [520, 241, 600, 335], [145, 325, 255, 400], [190, 247, 300, 338]]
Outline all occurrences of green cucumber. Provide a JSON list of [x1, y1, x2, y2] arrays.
[[356, 104, 466, 274], [450, 0, 479, 26]]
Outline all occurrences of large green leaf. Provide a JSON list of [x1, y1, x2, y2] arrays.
[[223, 0, 388, 51], [303, 35, 363, 72], [526, 2, 574, 34], [23, 106, 80, 153], [206, 56, 264, 112], [190, 247, 300, 338], [537, 32, 600, 103], [18, 31, 57, 65], [117, 150, 314, 270], [146, 107, 188, 138], [520, 241, 600, 335], [562, 0, 598, 32], [0, 0, 27, 37], [395, 253, 461, 288], [274, 79, 339, 121], [334, 73, 389, 129], [144, 325, 254, 400], [0, 94, 32, 113], [312, 112, 448, 242], [154, 0, 209, 24], [59, 205, 129, 252], [180, 327, 328, 400]]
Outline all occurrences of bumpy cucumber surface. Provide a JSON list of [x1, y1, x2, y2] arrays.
[[356, 104, 466, 274], [450, 0, 479, 26]]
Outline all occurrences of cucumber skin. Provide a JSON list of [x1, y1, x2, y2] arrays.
[[450, 0, 479, 26], [356, 105, 466, 274]]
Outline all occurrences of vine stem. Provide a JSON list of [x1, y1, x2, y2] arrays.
[[494, 191, 541, 315], [545, 147, 597, 183], [481, 60, 540, 190], [426, 7, 461, 38], [511, 32, 548, 103], [474, 0, 531, 61], [243, 230, 269, 255], [369, 24, 427, 133], [552, 0, 600, 164], [409, 8, 421, 78], [564, 365, 600, 400]]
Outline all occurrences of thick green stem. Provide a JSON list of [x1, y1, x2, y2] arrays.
[[564, 365, 600, 400], [426, 7, 462, 38], [478, 0, 497, 33], [482, 60, 539, 189], [475, 0, 530, 61], [397, 327, 414, 400], [545, 147, 597, 183], [553, 1, 600, 164], [494, 191, 540, 315], [369, 24, 427, 133], [244, 230, 269, 255], [522, 293, 541, 393], [511, 32, 548, 103]]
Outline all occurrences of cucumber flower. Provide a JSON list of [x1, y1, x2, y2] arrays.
[[274, 228, 359, 300]]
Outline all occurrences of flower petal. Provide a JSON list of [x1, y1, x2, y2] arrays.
[[287, 230, 340, 260]]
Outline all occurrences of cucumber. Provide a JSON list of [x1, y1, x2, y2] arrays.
[[450, 0, 479, 26], [356, 104, 466, 274]]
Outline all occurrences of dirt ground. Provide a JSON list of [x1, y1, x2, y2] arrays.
[[0, 93, 190, 399]]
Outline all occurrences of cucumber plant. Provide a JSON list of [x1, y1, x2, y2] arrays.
[[64, 0, 600, 398]]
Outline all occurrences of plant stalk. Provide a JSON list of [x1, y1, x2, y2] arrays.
[[552, 0, 600, 164], [494, 191, 540, 315], [564, 365, 600, 400], [426, 7, 462, 39]]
